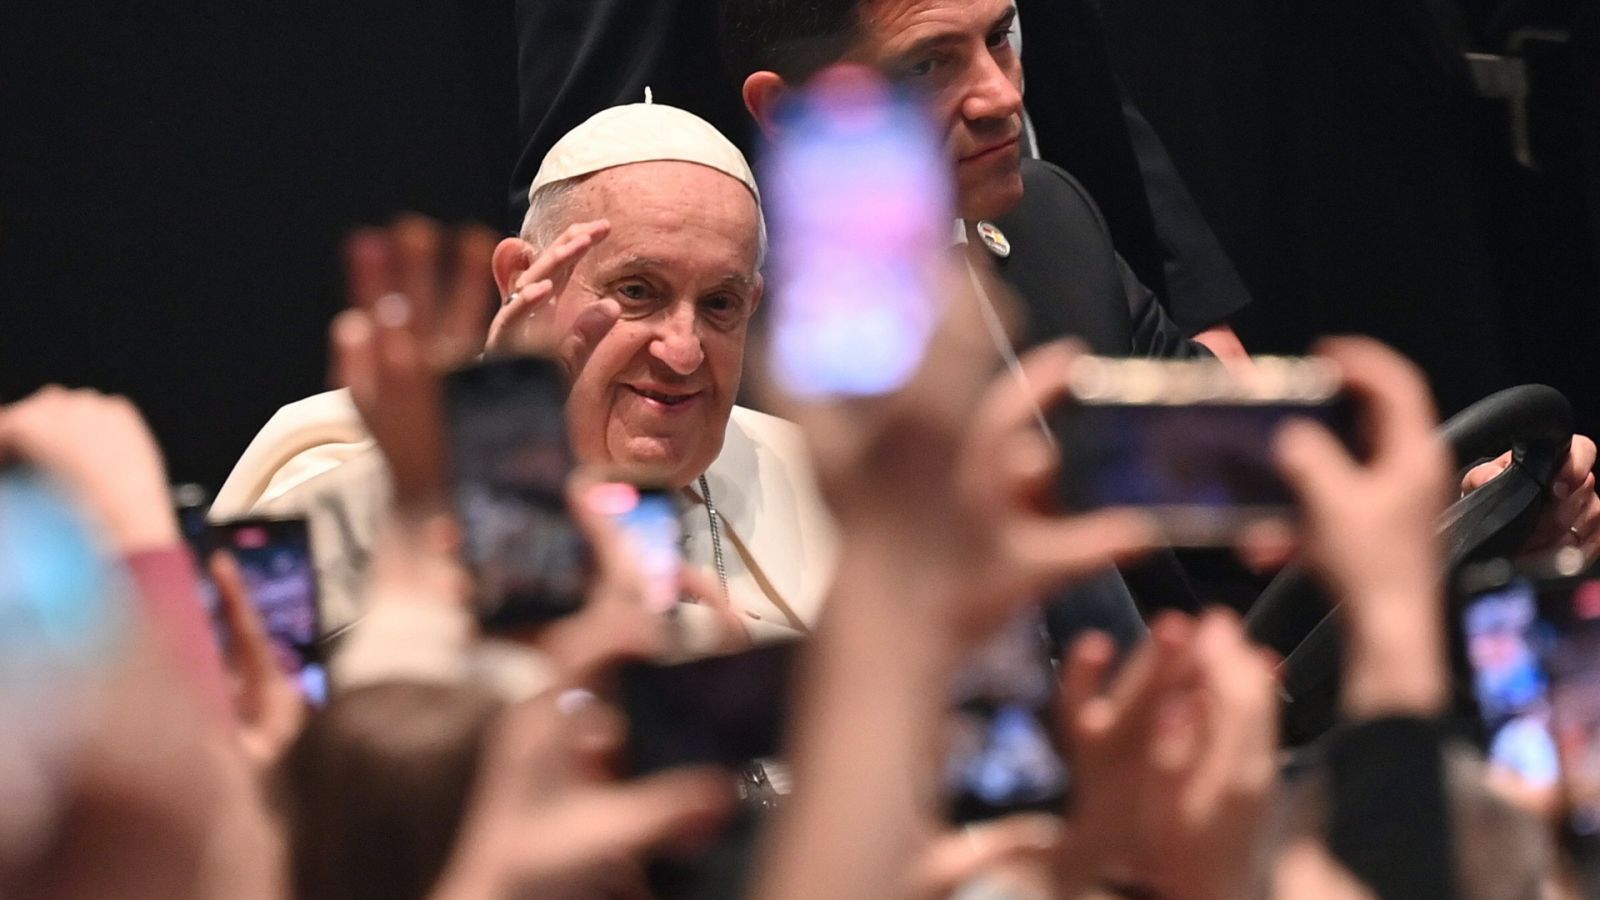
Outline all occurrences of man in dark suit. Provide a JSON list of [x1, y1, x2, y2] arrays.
[[724, 0, 1222, 637], [722, 0, 1216, 365], [1013, 0, 1255, 355]]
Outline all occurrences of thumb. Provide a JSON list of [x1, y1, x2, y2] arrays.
[[908, 816, 1062, 900], [1273, 417, 1358, 513], [1461, 452, 1512, 493], [559, 299, 621, 374], [575, 768, 735, 859]]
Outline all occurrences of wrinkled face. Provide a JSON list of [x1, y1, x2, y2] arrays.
[[857, 0, 1024, 220], [548, 162, 763, 488]]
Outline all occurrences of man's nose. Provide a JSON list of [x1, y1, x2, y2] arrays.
[[961, 52, 1023, 125], [649, 304, 704, 375]]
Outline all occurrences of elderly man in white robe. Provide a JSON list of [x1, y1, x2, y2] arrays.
[[212, 103, 837, 660]]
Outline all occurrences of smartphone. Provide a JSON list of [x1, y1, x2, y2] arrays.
[[209, 516, 327, 705], [945, 612, 1069, 823], [173, 483, 227, 648], [1051, 355, 1358, 544], [1459, 552, 1600, 875], [588, 480, 684, 615], [443, 355, 588, 631], [761, 68, 953, 398], [618, 641, 797, 776]]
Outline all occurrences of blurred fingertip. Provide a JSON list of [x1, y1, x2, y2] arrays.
[[1069, 629, 1115, 663], [373, 292, 412, 328], [332, 309, 373, 345], [1148, 611, 1194, 645]]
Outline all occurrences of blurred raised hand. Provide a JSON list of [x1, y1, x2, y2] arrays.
[[486, 219, 616, 364], [1462, 436, 1600, 561], [767, 259, 1158, 644], [209, 550, 307, 772], [1273, 336, 1454, 719], [754, 255, 1159, 900], [1056, 610, 1279, 900], [0, 386, 178, 553], [429, 688, 734, 900], [332, 216, 499, 512]]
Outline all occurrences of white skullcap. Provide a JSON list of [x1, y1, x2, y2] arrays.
[[528, 100, 760, 203]]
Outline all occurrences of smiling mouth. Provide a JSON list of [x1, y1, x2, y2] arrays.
[[627, 386, 703, 409]]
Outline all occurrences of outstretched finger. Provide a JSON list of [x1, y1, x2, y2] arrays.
[[210, 549, 307, 763], [1060, 630, 1118, 728], [486, 279, 556, 355], [1273, 417, 1360, 515], [1312, 336, 1439, 460], [330, 309, 377, 398], [518, 219, 610, 294], [1461, 452, 1511, 493], [1006, 507, 1160, 594], [345, 229, 394, 314], [210, 550, 277, 703], [392, 214, 445, 332], [437, 224, 500, 365], [680, 565, 750, 652], [908, 816, 1061, 900], [566, 767, 735, 862]]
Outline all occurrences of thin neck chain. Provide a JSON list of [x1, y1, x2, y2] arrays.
[[697, 474, 729, 598]]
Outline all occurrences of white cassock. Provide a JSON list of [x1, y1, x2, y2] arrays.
[[211, 389, 838, 646]]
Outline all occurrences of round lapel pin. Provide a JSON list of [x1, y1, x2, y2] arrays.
[[976, 220, 1011, 258]]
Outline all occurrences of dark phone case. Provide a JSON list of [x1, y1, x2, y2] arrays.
[[617, 642, 797, 775], [443, 355, 589, 632]]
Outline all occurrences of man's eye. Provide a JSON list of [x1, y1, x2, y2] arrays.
[[617, 282, 652, 302], [702, 295, 744, 323], [906, 58, 938, 77], [986, 27, 1015, 49]]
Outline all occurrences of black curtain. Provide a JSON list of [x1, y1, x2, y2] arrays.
[[1099, 0, 1599, 431], [0, 0, 517, 490]]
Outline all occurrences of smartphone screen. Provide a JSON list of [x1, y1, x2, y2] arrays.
[[762, 69, 953, 398], [1462, 566, 1600, 844], [618, 641, 796, 775], [945, 613, 1068, 823], [589, 481, 684, 615], [1051, 358, 1356, 544], [209, 517, 327, 705], [443, 355, 588, 630]]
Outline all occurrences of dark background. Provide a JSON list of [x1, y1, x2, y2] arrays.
[[2, 0, 1595, 490], [0, 0, 519, 489]]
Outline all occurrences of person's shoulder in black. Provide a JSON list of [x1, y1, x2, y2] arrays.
[[990, 158, 1210, 360]]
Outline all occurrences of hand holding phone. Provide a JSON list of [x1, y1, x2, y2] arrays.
[[207, 516, 327, 705], [1459, 554, 1600, 893], [762, 69, 953, 399], [1052, 355, 1358, 545]]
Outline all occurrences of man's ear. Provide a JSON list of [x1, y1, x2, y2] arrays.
[[491, 237, 533, 299], [742, 71, 789, 138]]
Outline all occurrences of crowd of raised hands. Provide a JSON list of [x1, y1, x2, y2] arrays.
[[0, 217, 1591, 900]]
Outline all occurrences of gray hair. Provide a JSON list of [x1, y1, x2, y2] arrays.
[[519, 172, 769, 268]]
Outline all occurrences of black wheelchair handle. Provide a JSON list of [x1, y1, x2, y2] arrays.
[[1438, 383, 1572, 487], [1247, 384, 1574, 747]]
